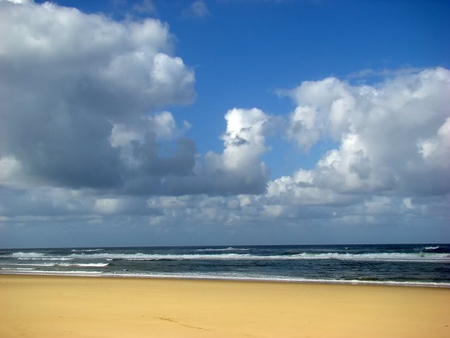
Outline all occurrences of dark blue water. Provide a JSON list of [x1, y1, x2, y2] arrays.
[[1, 244, 449, 287]]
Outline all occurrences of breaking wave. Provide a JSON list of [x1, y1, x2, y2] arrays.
[[11, 252, 46, 258], [71, 249, 104, 253], [196, 247, 250, 252], [68, 252, 450, 263]]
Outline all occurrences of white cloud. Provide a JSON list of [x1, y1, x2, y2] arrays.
[[0, 0, 274, 197], [347, 66, 425, 81], [199, 108, 271, 193], [285, 67, 450, 196], [220, 108, 269, 171], [93, 197, 156, 215], [0, 3, 447, 238], [2, 65, 449, 231], [132, 0, 156, 14], [0, 156, 23, 185], [403, 198, 413, 210], [417, 117, 450, 167], [182, 0, 210, 19], [0, 0, 197, 190], [3, 0, 29, 4], [109, 111, 190, 168], [94, 198, 123, 214], [286, 77, 355, 148]]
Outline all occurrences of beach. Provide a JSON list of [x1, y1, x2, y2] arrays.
[[1, 275, 449, 338]]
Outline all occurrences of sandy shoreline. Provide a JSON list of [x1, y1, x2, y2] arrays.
[[1, 275, 449, 337]]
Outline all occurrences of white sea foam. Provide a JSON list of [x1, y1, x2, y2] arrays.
[[17, 257, 74, 261], [69, 252, 253, 260], [9, 252, 73, 261], [67, 251, 449, 262], [71, 249, 104, 252], [11, 252, 46, 258], [5, 250, 450, 263], [0, 263, 56, 267], [56, 263, 109, 268], [292, 252, 450, 262], [25, 270, 102, 275], [196, 247, 250, 252], [0, 262, 108, 268]]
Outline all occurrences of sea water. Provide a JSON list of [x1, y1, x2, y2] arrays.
[[1, 244, 449, 287]]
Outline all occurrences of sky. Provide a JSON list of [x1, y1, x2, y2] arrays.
[[0, 0, 449, 248]]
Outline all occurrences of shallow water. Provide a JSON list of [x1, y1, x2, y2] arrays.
[[1, 244, 449, 287]]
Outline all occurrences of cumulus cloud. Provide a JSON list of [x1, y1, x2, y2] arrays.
[[0, 0, 271, 197], [284, 67, 450, 196], [143, 67, 449, 226], [0, 0, 447, 237], [201, 107, 271, 193], [153, 108, 272, 195], [224, 67, 448, 224], [0, 0, 195, 188], [0, 185, 92, 219], [93, 197, 158, 215]]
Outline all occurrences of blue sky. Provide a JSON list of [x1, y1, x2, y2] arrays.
[[0, 0, 449, 248]]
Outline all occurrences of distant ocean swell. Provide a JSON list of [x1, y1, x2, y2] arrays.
[[1, 244, 449, 287]]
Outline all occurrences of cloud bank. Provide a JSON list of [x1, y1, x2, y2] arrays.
[[0, 0, 449, 245]]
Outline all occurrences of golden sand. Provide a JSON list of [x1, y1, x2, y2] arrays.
[[1, 275, 449, 337]]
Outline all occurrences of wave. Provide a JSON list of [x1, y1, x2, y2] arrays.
[[69, 252, 253, 261], [424, 246, 440, 251], [1, 262, 56, 267], [71, 249, 104, 252], [68, 252, 450, 263], [0, 262, 109, 268], [20, 270, 102, 275], [196, 247, 249, 252], [5, 249, 449, 263], [297, 252, 450, 262], [18, 257, 74, 261], [56, 263, 109, 268], [11, 252, 46, 258]]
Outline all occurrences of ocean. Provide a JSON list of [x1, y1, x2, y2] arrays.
[[1, 244, 449, 287]]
